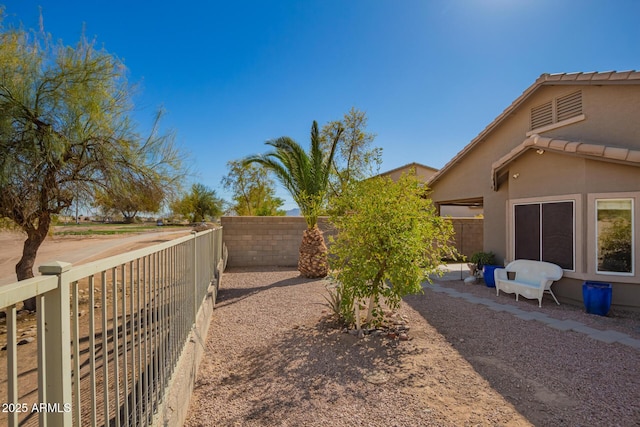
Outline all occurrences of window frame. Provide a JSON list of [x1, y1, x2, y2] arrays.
[[508, 193, 640, 282], [510, 198, 577, 272], [595, 197, 635, 276]]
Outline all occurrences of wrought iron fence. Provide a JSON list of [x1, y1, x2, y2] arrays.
[[0, 228, 224, 426]]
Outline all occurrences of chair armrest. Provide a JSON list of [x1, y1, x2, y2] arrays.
[[539, 276, 554, 289], [495, 269, 509, 281]]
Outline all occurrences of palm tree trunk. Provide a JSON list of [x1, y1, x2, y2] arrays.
[[298, 225, 328, 278]]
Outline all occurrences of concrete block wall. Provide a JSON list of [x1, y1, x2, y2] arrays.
[[222, 216, 481, 268], [449, 218, 483, 260], [221, 216, 335, 268]]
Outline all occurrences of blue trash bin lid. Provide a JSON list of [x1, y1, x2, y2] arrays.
[[583, 281, 612, 289]]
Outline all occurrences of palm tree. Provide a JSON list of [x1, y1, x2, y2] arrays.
[[243, 121, 343, 278]]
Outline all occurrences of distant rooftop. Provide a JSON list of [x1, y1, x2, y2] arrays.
[[376, 162, 438, 178]]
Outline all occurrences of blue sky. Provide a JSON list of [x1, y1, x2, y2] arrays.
[[4, 1, 639, 210]]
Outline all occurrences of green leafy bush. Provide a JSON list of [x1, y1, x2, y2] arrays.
[[328, 174, 457, 328], [599, 218, 632, 273], [470, 251, 496, 268]]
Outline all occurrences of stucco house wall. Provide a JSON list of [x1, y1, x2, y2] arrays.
[[428, 71, 640, 310], [378, 162, 481, 218]]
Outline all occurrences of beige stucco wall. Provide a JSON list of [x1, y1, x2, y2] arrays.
[[499, 144, 640, 309], [380, 164, 480, 217], [431, 84, 640, 205], [504, 154, 640, 230], [429, 95, 531, 261], [429, 83, 640, 310], [539, 85, 640, 146]]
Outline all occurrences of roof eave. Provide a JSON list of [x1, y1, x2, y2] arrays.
[[428, 70, 640, 188], [490, 134, 640, 191]]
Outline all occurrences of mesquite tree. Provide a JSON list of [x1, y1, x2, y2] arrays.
[[93, 176, 166, 223], [320, 107, 382, 199], [221, 160, 285, 216], [170, 183, 224, 223], [329, 174, 457, 327], [0, 20, 183, 309]]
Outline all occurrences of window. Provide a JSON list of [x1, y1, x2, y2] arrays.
[[596, 199, 634, 275], [530, 91, 583, 131], [514, 201, 575, 270]]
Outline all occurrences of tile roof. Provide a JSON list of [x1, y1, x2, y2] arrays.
[[491, 134, 640, 190], [541, 70, 640, 82], [428, 70, 640, 188]]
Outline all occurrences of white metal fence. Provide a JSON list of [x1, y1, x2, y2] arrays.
[[0, 228, 224, 426]]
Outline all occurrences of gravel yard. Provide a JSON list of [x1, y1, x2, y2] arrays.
[[184, 267, 640, 427]]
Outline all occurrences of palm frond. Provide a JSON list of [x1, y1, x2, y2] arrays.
[[243, 120, 343, 228]]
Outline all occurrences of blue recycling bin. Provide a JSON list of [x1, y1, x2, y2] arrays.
[[483, 265, 503, 288], [582, 281, 612, 316]]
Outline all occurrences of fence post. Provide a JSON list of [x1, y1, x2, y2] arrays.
[[191, 231, 198, 323], [39, 261, 73, 425], [216, 228, 223, 270], [212, 230, 217, 280]]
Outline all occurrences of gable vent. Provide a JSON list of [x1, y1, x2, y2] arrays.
[[531, 101, 553, 130], [556, 91, 582, 122], [530, 90, 584, 131]]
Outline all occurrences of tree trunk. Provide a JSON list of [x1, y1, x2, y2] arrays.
[[298, 225, 329, 278], [366, 294, 376, 324], [16, 215, 51, 311], [365, 275, 384, 324]]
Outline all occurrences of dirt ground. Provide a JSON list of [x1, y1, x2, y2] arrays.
[[0, 227, 190, 285]]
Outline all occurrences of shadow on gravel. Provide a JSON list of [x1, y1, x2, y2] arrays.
[[197, 267, 437, 425], [215, 268, 318, 308], [205, 321, 413, 425], [403, 288, 640, 427]]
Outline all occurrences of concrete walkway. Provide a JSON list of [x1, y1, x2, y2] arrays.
[[426, 264, 640, 351]]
